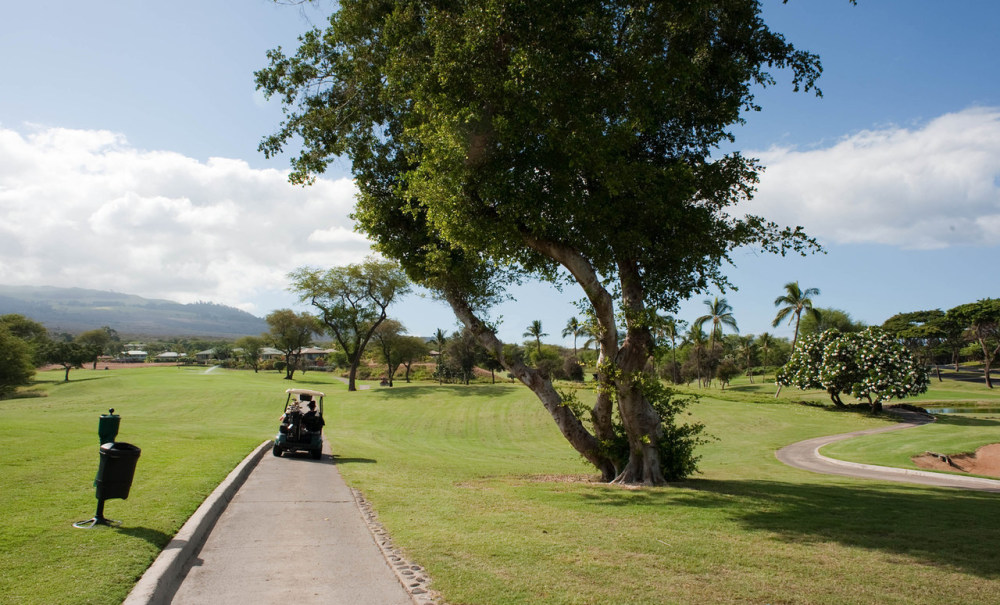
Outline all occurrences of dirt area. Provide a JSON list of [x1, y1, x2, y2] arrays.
[[912, 443, 1000, 478], [40, 362, 181, 371]]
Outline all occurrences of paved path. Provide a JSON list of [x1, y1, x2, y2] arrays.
[[776, 412, 1000, 493], [134, 437, 415, 604]]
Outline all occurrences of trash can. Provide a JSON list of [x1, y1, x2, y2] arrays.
[[95, 442, 141, 501]]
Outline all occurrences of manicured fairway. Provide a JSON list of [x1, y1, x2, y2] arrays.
[[2, 368, 999, 604]]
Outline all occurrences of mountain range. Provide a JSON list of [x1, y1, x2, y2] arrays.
[[0, 285, 268, 338]]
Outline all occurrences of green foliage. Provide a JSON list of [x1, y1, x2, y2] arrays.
[[799, 307, 865, 337], [777, 328, 930, 411], [582, 367, 707, 481], [264, 309, 319, 379], [45, 341, 91, 381], [0, 313, 51, 365], [0, 325, 35, 397], [290, 259, 409, 389]]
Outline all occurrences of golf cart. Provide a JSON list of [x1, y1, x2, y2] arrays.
[[273, 388, 325, 459]]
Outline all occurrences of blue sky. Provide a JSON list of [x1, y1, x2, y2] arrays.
[[1, 1, 998, 345]]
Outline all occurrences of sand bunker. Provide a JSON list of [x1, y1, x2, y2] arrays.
[[912, 443, 1000, 478]]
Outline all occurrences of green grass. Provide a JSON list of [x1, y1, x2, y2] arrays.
[[0, 367, 349, 605], [3, 368, 1000, 604]]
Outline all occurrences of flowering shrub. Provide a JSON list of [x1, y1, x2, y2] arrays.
[[777, 327, 929, 412]]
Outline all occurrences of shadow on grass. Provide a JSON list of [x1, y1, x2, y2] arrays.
[[332, 457, 378, 465], [933, 415, 1000, 427], [117, 525, 173, 549], [576, 478, 1000, 578], [367, 384, 518, 401]]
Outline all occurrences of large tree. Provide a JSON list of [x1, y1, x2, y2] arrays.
[[289, 259, 409, 391], [258, 0, 824, 484], [0, 314, 50, 366]]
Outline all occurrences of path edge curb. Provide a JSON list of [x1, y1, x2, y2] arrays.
[[122, 439, 271, 605], [350, 487, 438, 605]]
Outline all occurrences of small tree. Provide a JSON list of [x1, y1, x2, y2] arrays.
[[266, 309, 320, 380], [46, 341, 90, 382], [371, 319, 405, 386], [778, 328, 929, 413], [236, 336, 266, 373], [75, 328, 114, 369], [396, 336, 431, 383], [776, 329, 846, 405], [0, 325, 35, 398]]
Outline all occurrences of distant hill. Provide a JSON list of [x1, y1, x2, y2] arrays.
[[0, 285, 268, 338]]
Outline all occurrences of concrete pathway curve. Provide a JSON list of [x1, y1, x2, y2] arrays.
[[776, 412, 1000, 493], [125, 437, 418, 604]]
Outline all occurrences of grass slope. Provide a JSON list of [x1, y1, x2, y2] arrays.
[[2, 369, 999, 604]]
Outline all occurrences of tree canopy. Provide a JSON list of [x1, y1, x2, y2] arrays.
[[265, 309, 320, 380], [289, 258, 409, 391], [777, 328, 929, 413], [258, 0, 826, 484]]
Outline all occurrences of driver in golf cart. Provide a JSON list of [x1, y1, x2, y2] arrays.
[[274, 388, 326, 459]]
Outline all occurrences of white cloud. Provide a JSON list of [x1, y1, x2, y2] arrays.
[[0, 125, 371, 314], [748, 107, 1000, 249]]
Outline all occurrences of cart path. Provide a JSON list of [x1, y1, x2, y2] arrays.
[[775, 411, 1000, 492], [166, 437, 415, 605]]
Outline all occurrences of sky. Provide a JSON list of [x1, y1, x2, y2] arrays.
[[1, 1, 998, 345]]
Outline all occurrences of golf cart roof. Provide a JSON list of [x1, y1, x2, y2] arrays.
[[285, 388, 326, 398]]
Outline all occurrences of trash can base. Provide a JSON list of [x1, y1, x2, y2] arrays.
[[73, 515, 121, 529]]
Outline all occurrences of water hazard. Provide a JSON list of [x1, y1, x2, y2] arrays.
[[925, 407, 1000, 415]]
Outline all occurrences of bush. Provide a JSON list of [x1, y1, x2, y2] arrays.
[[562, 356, 584, 382]]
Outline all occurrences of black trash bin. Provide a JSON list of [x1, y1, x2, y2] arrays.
[[95, 442, 141, 501]]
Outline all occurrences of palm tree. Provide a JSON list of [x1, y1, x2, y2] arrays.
[[683, 324, 709, 387], [562, 317, 585, 355], [772, 281, 821, 350], [693, 296, 739, 349], [523, 320, 547, 355], [756, 332, 775, 379], [737, 334, 756, 383], [652, 314, 685, 383]]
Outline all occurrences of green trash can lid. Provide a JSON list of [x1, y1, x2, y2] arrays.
[[100, 408, 119, 418]]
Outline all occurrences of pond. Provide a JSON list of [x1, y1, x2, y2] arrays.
[[924, 407, 1000, 415]]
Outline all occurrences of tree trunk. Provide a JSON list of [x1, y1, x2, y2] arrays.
[[609, 260, 665, 486], [347, 363, 358, 391], [447, 291, 617, 481]]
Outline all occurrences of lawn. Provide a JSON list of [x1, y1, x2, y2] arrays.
[[2, 367, 999, 604]]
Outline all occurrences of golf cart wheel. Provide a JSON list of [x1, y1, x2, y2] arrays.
[[310, 449, 322, 460], [272, 443, 282, 457]]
